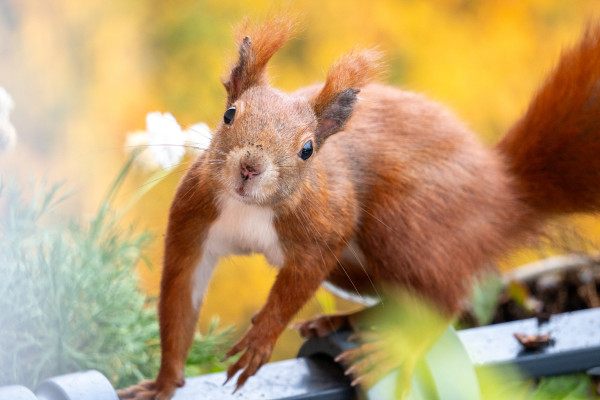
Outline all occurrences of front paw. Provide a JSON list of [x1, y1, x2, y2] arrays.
[[115, 380, 176, 400], [116, 369, 184, 400], [223, 326, 276, 392]]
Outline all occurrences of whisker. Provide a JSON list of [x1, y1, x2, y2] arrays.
[[125, 166, 192, 196], [125, 143, 199, 149], [125, 143, 228, 158], [284, 190, 330, 303], [332, 230, 382, 304], [276, 177, 366, 303], [289, 177, 381, 302], [355, 203, 401, 236], [185, 125, 213, 137]]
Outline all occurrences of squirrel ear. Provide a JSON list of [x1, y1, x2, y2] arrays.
[[222, 15, 297, 106], [311, 49, 383, 145]]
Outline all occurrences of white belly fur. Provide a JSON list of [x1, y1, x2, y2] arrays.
[[192, 195, 284, 308]]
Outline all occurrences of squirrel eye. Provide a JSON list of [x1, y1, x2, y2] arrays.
[[223, 106, 236, 125], [299, 140, 313, 160]]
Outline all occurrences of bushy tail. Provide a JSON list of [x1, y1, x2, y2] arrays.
[[497, 23, 600, 215]]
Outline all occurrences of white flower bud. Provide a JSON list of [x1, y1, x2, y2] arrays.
[[0, 87, 14, 121], [0, 119, 17, 154]]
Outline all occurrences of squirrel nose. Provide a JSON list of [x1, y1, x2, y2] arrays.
[[241, 162, 262, 180]]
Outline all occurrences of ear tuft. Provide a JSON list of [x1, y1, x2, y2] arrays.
[[312, 48, 383, 117], [222, 14, 299, 106], [312, 48, 384, 143]]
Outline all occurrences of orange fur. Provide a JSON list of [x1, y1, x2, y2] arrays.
[[311, 48, 384, 117], [118, 17, 600, 400], [222, 14, 298, 106], [497, 23, 600, 214]]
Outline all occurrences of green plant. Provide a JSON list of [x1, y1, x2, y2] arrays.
[[0, 156, 232, 389], [185, 318, 234, 377], [0, 178, 155, 388]]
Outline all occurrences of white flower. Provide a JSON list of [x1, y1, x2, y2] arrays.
[[0, 87, 16, 154], [125, 112, 186, 171], [184, 122, 212, 155], [146, 112, 185, 170], [125, 112, 214, 171], [0, 87, 14, 121], [0, 119, 16, 154], [125, 130, 159, 171]]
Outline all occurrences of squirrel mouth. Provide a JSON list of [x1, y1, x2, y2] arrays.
[[235, 186, 248, 197]]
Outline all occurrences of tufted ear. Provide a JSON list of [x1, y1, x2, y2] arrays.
[[222, 15, 297, 107], [311, 49, 383, 146]]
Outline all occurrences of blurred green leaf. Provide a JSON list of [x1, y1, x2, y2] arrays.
[[470, 273, 504, 326], [530, 374, 596, 400]]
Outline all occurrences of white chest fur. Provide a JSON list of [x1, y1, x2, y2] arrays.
[[206, 196, 284, 266], [192, 196, 284, 308]]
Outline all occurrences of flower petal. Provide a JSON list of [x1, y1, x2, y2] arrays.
[[0, 119, 17, 154], [185, 122, 212, 154]]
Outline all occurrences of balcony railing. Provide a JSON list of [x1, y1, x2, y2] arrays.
[[1, 308, 598, 400]]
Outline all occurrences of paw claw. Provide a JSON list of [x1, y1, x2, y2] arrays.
[[226, 362, 242, 381], [350, 376, 363, 387], [232, 383, 243, 394], [223, 325, 275, 393], [334, 351, 348, 363], [115, 380, 175, 400]]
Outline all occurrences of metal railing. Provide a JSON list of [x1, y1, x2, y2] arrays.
[[1, 308, 599, 400]]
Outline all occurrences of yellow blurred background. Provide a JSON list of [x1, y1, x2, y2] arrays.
[[1, 0, 599, 362]]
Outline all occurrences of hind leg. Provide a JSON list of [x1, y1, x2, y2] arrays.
[[292, 306, 377, 338], [293, 257, 382, 338]]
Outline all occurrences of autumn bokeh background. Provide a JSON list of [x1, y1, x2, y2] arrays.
[[1, 0, 599, 363]]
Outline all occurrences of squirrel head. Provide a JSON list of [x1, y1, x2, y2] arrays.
[[209, 15, 382, 207]]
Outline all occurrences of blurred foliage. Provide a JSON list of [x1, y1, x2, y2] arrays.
[[0, 160, 231, 388], [529, 374, 597, 400], [350, 290, 599, 399], [0, 178, 156, 388], [478, 368, 598, 400], [1, 0, 599, 362], [467, 273, 504, 327], [461, 255, 600, 329], [458, 272, 600, 399], [185, 317, 233, 377]]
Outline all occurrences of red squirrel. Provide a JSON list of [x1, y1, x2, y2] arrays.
[[117, 16, 600, 400]]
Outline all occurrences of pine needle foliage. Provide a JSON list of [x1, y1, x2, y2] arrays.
[[0, 179, 157, 388], [0, 170, 232, 389]]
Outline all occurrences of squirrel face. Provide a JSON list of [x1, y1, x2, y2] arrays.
[[211, 19, 381, 208], [210, 86, 318, 207]]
